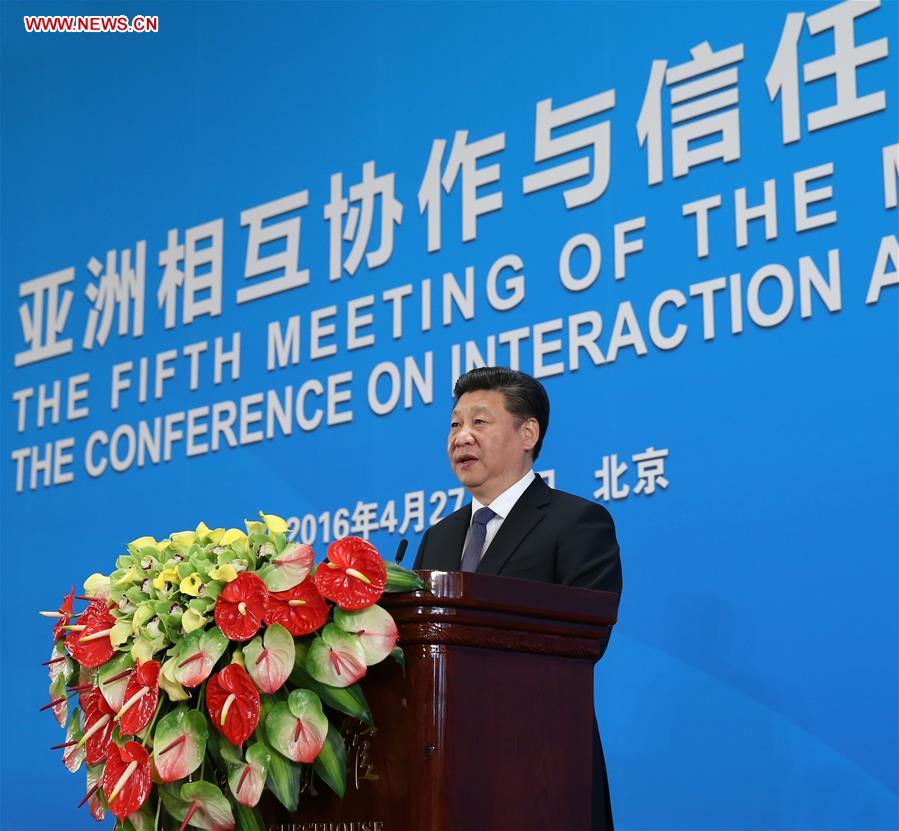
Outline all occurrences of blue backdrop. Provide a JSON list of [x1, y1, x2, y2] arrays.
[[2, 1, 897, 829]]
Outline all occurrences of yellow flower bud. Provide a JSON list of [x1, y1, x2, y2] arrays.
[[220, 528, 247, 546], [152, 567, 179, 591], [258, 511, 289, 534], [179, 573, 203, 597], [182, 608, 206, 633], [115, 566, 140, 586], [209, 564, 239, 583]]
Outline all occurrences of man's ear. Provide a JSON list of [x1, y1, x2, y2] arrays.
[[520, 417, 540, 453]]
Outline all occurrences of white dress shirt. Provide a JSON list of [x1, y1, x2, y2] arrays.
[[463, 468, 536, 565]]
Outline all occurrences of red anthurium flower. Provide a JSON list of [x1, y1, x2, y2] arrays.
[[80, 687, 115, 766], [314, 536, 387, 610], [264, 579, 330, 636], [65, 601, 116, 668], [102, 741, 152, 821], [206, 664, 261, 746], [52, 587, 75, 641], [117, 660, 160, 736], [213, 573, 268, 642]]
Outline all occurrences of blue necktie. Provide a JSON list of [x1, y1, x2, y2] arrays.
[[461, 506, 496, 572]]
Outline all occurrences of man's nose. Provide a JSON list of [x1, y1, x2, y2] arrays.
[[452, 427, 474, 446]]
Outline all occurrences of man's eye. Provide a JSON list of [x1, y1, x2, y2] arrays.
[[450, 422, 460, 429], [474, 418, 486, 425]]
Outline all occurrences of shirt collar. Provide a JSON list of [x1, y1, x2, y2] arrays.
[[471, 468, 536, 523]]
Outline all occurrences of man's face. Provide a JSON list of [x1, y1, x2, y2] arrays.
[[447, 389, 537, 504]]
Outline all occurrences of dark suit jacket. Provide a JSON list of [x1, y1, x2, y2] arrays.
[[413, 474, 622, 831]]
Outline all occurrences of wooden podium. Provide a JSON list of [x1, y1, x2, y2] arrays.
[[263, 570, 619, 831]]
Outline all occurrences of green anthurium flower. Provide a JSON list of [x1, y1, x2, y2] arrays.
[[62, 709, 85, 773], [265, 689, 328, 763], [226, 741, 271, 807], [334, 605, 399, 666], [98, 652, 134, 711], [169, 626, 229, 687], [181, 608, 206, 633], [153, 705, 208, 782], [159, 781, 235, 831], [179, 573, 203, 597], [306, 624, 367, 688], [83, 572, 111, 598], [244, 623, 294, 694]]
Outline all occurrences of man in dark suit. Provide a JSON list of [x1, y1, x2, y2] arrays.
[[413, 366, 622, 831]]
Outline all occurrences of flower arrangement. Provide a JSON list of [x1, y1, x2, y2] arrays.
[[40, 512, 425, 831]]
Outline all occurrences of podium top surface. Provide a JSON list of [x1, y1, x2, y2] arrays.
[[383, 570, 619, 628]]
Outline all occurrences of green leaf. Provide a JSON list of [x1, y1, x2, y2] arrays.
[[289, 655, 373, 726], [233, 803, 266, 831], [152, 705, 208, 783], [244, 623, 295, 694], [313, 722, 347, 798], [262, 741, 302, 813], [390, 645, 406, 673], [384, 560, 428, 592]]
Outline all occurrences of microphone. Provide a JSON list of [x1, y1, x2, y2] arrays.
[[394, 538, 408, 563]]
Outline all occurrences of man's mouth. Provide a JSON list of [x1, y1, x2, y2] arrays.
[[456, 454, 478, 468]]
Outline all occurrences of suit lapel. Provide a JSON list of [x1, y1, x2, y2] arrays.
[[477, 476, 551, 576], [432, 504, 471, 571]]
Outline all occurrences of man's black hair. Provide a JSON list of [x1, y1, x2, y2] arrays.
[[452, 366, 550, 461]]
